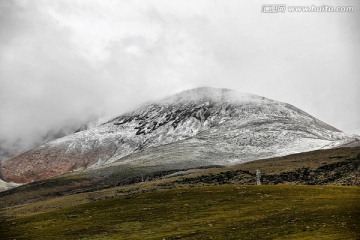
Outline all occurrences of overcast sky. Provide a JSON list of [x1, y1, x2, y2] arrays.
[[0, 0, 359, 154]]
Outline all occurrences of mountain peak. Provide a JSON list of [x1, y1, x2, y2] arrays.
[[156, 87, 266, 105]]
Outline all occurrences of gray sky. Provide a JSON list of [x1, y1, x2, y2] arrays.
[[0, 0, 359, 154]]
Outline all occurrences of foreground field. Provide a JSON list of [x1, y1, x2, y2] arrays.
[[1, 185, 359, 240]]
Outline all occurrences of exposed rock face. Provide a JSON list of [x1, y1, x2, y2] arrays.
[[0, 87, 356, 183]]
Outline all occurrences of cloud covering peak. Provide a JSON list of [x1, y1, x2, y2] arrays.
[[0, 0, 359, 158]]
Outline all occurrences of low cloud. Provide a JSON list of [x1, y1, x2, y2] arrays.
[[0, 0, 359, 158]]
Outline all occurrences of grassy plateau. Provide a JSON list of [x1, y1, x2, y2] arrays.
[[1, 185, 359, 239]]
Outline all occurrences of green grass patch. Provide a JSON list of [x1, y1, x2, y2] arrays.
[[1, 185, 359, 239]]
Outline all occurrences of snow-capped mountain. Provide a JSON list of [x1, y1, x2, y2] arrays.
[[0, 87, 357, 183]]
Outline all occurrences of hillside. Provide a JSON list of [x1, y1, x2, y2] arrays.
[[0, 146, 359, 213]]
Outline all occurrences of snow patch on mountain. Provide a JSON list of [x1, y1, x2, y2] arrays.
[[0, 179, 22, 192]]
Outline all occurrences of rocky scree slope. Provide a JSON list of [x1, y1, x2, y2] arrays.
[[0, 87, 356, 183]]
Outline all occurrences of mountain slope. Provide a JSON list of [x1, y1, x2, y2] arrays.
[[0, 87, 356, 183]]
